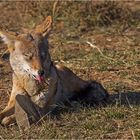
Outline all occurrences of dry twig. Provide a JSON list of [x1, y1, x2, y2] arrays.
[[86, 41, 115, 61]]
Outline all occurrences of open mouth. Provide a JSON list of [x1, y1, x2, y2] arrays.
[[33, 75, 45, 83], [36, 75, 45, 83]]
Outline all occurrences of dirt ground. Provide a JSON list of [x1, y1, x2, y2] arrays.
[[0, 1, 140, 139]]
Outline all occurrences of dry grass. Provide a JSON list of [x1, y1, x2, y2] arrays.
[[0, 1, 140, 139]]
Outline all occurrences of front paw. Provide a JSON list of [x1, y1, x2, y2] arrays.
[[1, 115, 16, 126]]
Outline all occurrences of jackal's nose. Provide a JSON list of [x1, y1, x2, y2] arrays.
[[38, 70, 44, 76]]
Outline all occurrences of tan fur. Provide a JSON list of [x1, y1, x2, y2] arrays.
[[0, 16, 108, 126]]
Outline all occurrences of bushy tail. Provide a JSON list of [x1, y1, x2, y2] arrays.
[[72, 81, 109, 105]]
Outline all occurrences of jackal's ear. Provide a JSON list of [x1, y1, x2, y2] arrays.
[[0, 31, 18, 44], [34, 16, 53, 37], [0, 31, 18, 52]]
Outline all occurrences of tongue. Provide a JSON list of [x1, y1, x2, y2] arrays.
[[36, 76, 44, 83]]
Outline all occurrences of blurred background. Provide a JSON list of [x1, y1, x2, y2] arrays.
[[0, 1, 139, 33]]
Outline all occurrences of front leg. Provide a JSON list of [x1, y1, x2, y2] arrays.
[[0, 74, 25, 125], [0, 89, 25, 126]]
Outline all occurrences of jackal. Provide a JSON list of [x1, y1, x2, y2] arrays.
[[0, 16, 109, 127]]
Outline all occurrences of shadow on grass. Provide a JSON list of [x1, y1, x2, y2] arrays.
[[51, 92, 140, 119], [109, 92, 140, 106]]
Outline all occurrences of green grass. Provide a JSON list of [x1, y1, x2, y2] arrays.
[[0, 106, 140, 139], [1, 27, 140, 138], [0, 1, 140, 139]]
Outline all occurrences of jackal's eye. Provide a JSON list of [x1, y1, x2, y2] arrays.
[[24, 54, 33, 60]]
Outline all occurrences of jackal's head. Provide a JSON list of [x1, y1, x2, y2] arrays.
[[0, 16, 52, 83]]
